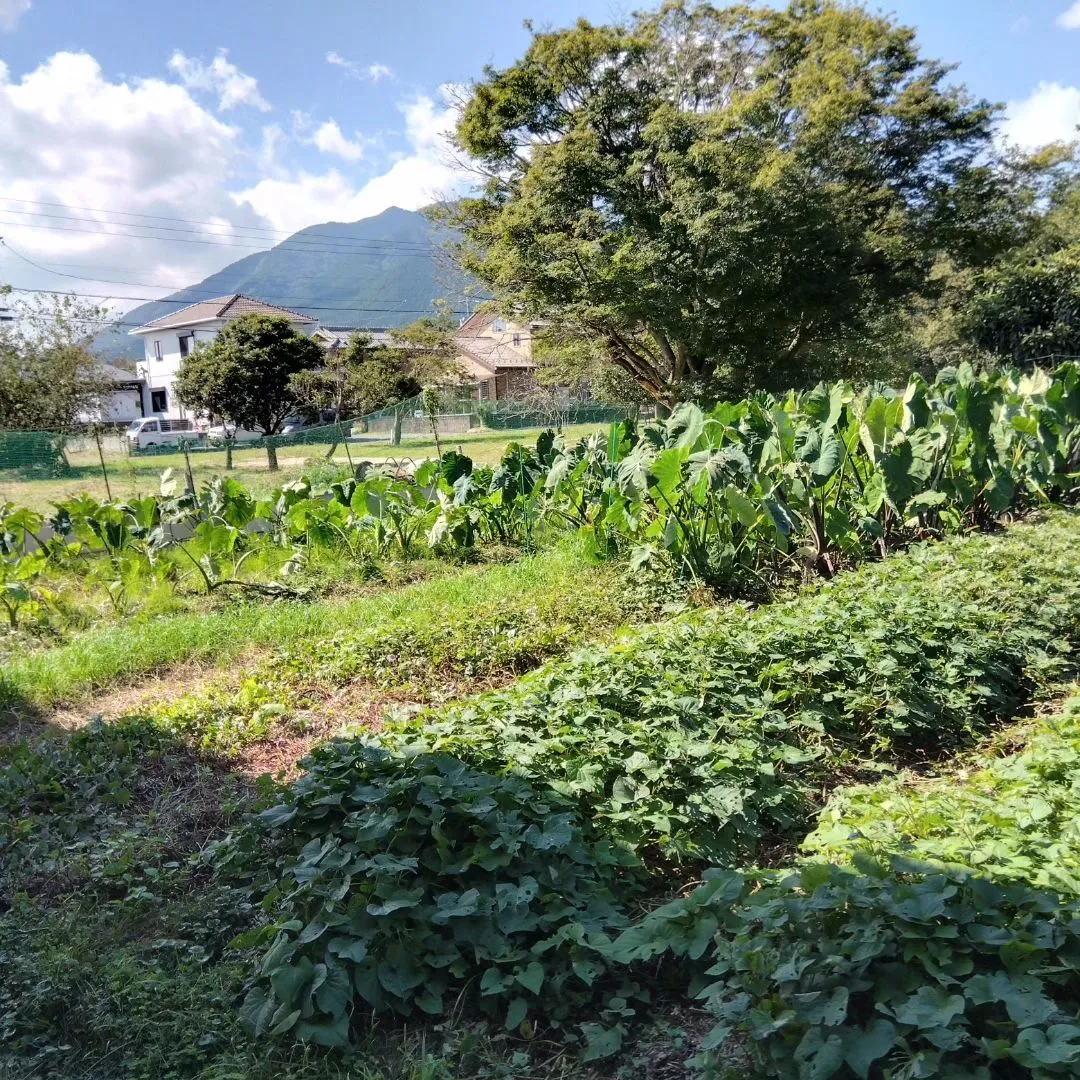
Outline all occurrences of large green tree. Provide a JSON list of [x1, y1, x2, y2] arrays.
[[962, 162, 1080, 365], [450, 0, 1012, 403], [175, 314, 322, 470]]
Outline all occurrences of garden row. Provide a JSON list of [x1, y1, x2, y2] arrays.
[[238, 512, 1080, 1073], [3, 360, 1077, 641], [615, 688, 1080, 1078]]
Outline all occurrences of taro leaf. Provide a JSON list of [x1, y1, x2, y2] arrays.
[[269, 1006, 302, 1037], [482, 967, 514, 996], [367, 894, 421, 917], [581, 1022, 625, 1062], [516, 961, 545, 995], [667, 402, 705, 449], [270, 957, 315, 1011], [810, 428, 842, 484], [327, 936, 369, 963], [572, 957, 605, 986], [415, 989, 444, 1015], [239, 985, 276, 1036], [314, 965, 351, 1018], [260, 802, 297, 827], [965, 974, 1056, 1028], [648, 447, 686, 499], [843, 1019, 897, 1079], [293, 1013, 350, 1048], [725, 486, 758, 527], [800, 986, 849, 1026], [432, 889, 481, 921], [860, 396, 889, 461]]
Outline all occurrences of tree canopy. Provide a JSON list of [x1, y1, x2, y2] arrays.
[[174, 314, 323, 469], [290, 332, 422, 421], [961, 165, 1080, 365], [451, 0, 1027, 403], [0, 291, 114, 432]]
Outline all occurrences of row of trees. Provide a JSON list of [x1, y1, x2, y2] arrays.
[[0, 289, 459, 471], [447, 0, 1080, 404]]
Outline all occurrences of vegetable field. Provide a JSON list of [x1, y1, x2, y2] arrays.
[[2, 361, 1080, 1080]]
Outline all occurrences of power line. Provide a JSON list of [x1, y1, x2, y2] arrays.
[[0, 196, 443, 250], [0, 239, 471, 306], [0, 244, 486, 313], [2, 283, 483, 317], [0, 212, 443, 259], [0, 204, 440, 254]]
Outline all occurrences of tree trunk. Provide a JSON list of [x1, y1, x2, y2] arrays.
[[225, 438, 233, 470], [266, 442, 278, 471]]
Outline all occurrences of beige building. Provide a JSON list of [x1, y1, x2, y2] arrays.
[[452, 312, 537, 401]]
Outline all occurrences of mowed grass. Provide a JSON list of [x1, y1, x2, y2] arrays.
[[0, 424, 607, 512], [0, 537, 618, 719]]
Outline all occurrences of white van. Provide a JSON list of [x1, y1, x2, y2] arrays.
[[127, 417, 204, 451]]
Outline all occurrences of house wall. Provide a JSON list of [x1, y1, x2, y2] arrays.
[[135, 326, 221, 420], [134, 320, 317, 421], [77, 386, 146, 426]]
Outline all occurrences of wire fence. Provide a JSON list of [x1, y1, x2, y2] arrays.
[[0, 387, 640, 498]]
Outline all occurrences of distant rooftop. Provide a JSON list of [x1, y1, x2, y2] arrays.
[[129, 294, 318, 335]]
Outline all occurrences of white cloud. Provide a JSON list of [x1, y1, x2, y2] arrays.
[[326, 51, 393, 83], [0, 51, 271, 302], [0, 0, 30, 32], [1001, 82, 1080, 150], [1057, 2, 1080, 29], [232, 87, 470, 235], [312, 119, 365, 162], [167, 49, 270, 112]]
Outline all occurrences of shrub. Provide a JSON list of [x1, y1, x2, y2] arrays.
[[611, 859, 1080, 1079], [241, 746, 644, 1049]]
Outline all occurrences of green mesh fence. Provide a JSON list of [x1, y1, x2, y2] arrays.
[[0, 385, 637, 502]]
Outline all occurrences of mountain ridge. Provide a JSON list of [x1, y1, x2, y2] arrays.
[[96, 206, 471, 359]]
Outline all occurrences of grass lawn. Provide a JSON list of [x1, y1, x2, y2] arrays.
[[0, 424, 608, 512], [0, 536, 628, 723]]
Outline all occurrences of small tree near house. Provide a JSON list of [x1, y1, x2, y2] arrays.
[[175, 313, 323, 471]]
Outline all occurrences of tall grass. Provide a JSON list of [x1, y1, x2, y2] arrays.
[[0, 540, 611, 715]]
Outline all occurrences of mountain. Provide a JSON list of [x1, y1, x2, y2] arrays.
[[96, 206, 471, 359]]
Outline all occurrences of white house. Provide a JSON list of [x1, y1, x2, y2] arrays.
[[129, 294, 317, 421]]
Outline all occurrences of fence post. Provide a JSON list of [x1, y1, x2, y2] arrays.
[[93, 428, 113, 501], [181, 438, 196, 494]]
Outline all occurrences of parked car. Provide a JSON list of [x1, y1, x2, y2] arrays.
[[126, 417, 204, 451], [205, 424, 264, 442]]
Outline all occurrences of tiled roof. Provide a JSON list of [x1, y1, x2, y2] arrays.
[[130, 294, 317, 334], [453, 311, 536, 371], [456, 340, 536, 370]]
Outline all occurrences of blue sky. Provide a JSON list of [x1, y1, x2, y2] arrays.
[[0, 0, 1077, 308]]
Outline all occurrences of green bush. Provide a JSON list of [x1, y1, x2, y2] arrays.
[[378, 513, 1080, 864], [805, 693, 1080, 897], [242, 747, 643, 1050], [611, 859, 1080, 1079], [241, 514, 1080, 1055]]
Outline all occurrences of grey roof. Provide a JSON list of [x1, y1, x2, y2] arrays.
[[130, 294, 317, 334]]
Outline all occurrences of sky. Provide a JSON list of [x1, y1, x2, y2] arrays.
[[0, 0, 1078, 312]]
